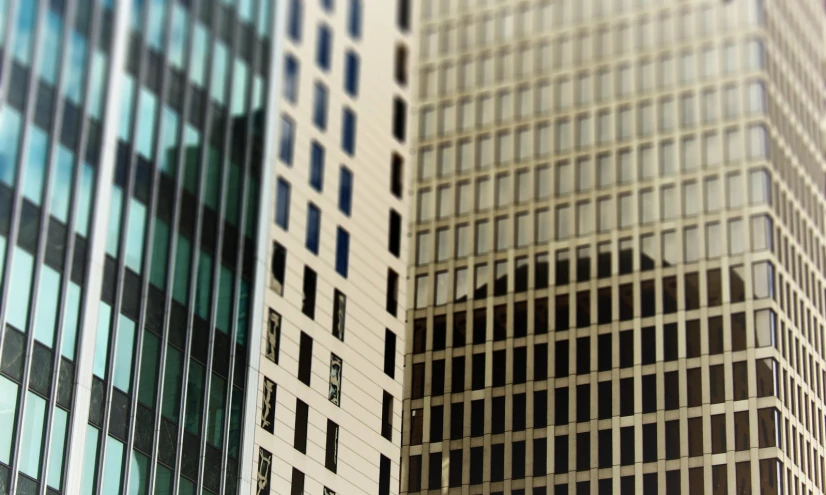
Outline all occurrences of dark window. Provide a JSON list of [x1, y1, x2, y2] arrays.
[[620, 426, 634, 465], [381, 391, 393, 441], [576, 432, 590, 471], [641, 326, 655, 365], [556, 250, 569, 285], [335, 227, 350, 277], [472, 353, 485, 390], [408, 455, 421, 492], [316, 24, 332, 70], [599, 479, 612, 495], [294, 399, 309, 453], [290, 468, 305, 495], [432, 316, 446, 351], [709, 364, 725, 403], [643, 473, 657, 495], [598, 381, 612, 419], [641, 280, 656, 316], [391, 153, 404, 198], [347, 0, 362, 37], [430, 405, 443, 442], [598, 242, 611, 278], [709, 316, 724, 354], [410, 409, 423, 445], [534, 343, 548, 380], [555, 387, 569, 425], [687, 367, 702, 407], [493, 304, 507, 341], [757, 407, 779, 447], [555, 294, 569, 331], [473, 308, 486, 343], [301, 266, 317, 319], [453, 311, 466, 346], [513, 441, 526, 479], [513, 347, 527, 384], [688, 417, 703, 456], [490, 443, 505, 481], [512, 393, 526, 431], [344, 50, 360, 97], [313, 82, 329, 130], [710, 414, 726, 454], [284, 55, 300, 102], [598, 429, 612, 468], [275, 178, 291, 229], [665, 420, 680, 459], [431, 359, 445, 396], [642, 374, 656, 413], [662, 276, 677, 313], [393, 97, 407, 142], [686, 320, 701, 357], [332, 290, 347, 341], [448, 450, 462, 487], [514, 301, 528, 335], [598, 333, 611, 371], [620, 378, 634, 416], [707, 268, 722, 306], [397, 0, 410, 31], [338, 166, 354, 215], [428, 452, 441, 490], [735, 461, 751, 494], [471, 399, 485, 437], [619, 238, 633, 274], [492, 396, 505, 434], [534, 438, 547, 476], [384, 329, 396, 378], [554, 435, 569, 473], [663, 323, 678, 361], [555, 340, 569, 377], [298, 332, 313, 385], [412, 318, 427, 354], [619, 330, 633, 368], [685, 271, 700, 309], [734, 411, 749, 451], [394, 45, 408, 85], [451, 356, 465, 392], [342, 107, 357, 155], [288, 0, 303, 40], [534, 389, 547, 428], [325, 420, 339, 472], [619, 283, 634, 320], [270, 242, 287, 295], [731, 312, 747, 351], [469, 447, 483, 484], [598, 287, 612, 324], [712, 464, 727, 495], [733, 361, 748, 400], [730, 265, 746, 302], [411, 363, 425, 399], [449, 402, 463, 440], [576, 384, 590, 422], [492, 350, 506, 387], [576, 291, 590, 327], [642, 423, 657, 463], [379, 455, 391, 495], [576, 337, 590, 374], [386, 270, 399, 316], [310, 141, 325, 190], [389, 209, 402, 257]]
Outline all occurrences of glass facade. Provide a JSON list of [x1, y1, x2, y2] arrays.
[[0, 0, 273, 493], [405, 0, 826, 494]]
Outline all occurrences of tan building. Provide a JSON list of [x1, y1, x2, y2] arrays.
[[403, 0, 826, 494]]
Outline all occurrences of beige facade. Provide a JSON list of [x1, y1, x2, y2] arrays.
[[404, 0, 826, 494]]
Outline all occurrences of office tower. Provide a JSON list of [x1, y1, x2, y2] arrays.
[[0, 0, 275, 493], [404, 0, 825, 494], [254, 0, 411, 494]]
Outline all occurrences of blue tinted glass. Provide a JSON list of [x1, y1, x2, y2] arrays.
[[0, 236, 5, 286], [342, 108, 357, 155], [147, 0, 166, 49], [12, 0, 36, 64], [0, 107, 22, 187], [93, 302, 112, 379], [257, 0, 272, 37], [162, 345, 182, 421], [184, 360, 205, 434], [172, 234, 191, 305], [190, 24, 208, 87], [195, 251, 213, 319], [61, 282, 81, 359], [137, 331, 159, 407], [206, 373, 226, 446], [46, 407, 68, 489], [0, 0, 6, 48], [125, 199, 147, 272], [239, 0, 253, 22], [306, 203, 321, 254], [88, 50, 107, 119], [348, 0, 362, 38], [39, 10, 63, 84], [168, 4, 187, 69], [131, 0, 144, 30], [149, 217, 169, 289], [159, 107, 180, 177], [288, 0, 303, 41], [101, 436, 124, 493], [316, 24, 332, 70], [344, 51, 359, 96], [80, 426, 99, 495], [51, 146, 74, 223], [313, 83, 328, 130], [321, 0, 333, 11], [278, 116, 294, 165], [231, 58, 249, 115], [66, 32, 88, 105], [119, 74, 136, 141], [113, 315, 136, 392], [18, 392, 46, 477], [75, 163, 95, 236], [338, 166, 353, 215], [216, 265, 233, 334], [107, 186, 123, 257], [211, 41, 229, 104], [336, 228, 350, 277], [204, 147, 221, 209], [128, 451, 150, 495], [275, 178, 291, 229], [23, 125, 48, 205], [34, 264, 61, 348], [7, 247, 34, 331], [284, 55, 299, 103], [135, 88, 158, 159], [310, 141, 325, 191], [0, 376, 19, 464]]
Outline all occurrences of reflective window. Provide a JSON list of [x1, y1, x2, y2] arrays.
[[275, 178, 291, 229], [23, 125, 48, 206], [317, 24, 332, 70], [168, 4, 187, 69], [39, 10, 62, 84], [33, 264, 61, 348], [113, 315, 136, 392], [190, 23, 208, 87], [135, 88, 158, 160], [344, 51, 359, 97], [230, 58, 249, 116], [284, 55, 300, 102], [18, 392, 47, 477], [7, 247, 34, 331], [336, 228, 350, 277], [0, 107, 23, 187], [66, 32, 89, 105], [342, 108, 357, 155], [12, 0, 37, 64], [288, 0, 303, 41], [338, 166, 353, 215], [310, 141, 325, 191], [313, 82, 329, 130], [279, 115, 295, 165]]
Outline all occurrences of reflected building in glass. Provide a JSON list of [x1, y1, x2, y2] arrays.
[[0, 0, 275, 493], [404, 0, 825, 494]]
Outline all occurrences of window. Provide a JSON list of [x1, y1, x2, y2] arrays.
[[294, 399, 309, 452], [298, 332, 313, 385], [325, 420, 339, 472], [275, 178, 291, 229], [343, 51, 360, 97], [306, 204, 321, 254], [379, 455, 391, 495], [290, 468, 305, 495], [386, 270, 399, 316], [301, 266, 317, 319], [393, 97, 407, 142], [342, 108, 357, 155], [270, 242, 287, 295], [307, 142, 325, 191], [335, 228, 350, 277], [381, 391, 393, 440], [278, 116, 295, 165], [395, 45, 408, 86], [316, 24, 332, 70], [388, 210, 401, 257], [347, 0, 362, 38], [384, 329, 396, 377], [313, 83, 329, 130], [335, 166, 353, 216], [284, 55, 300, 102], [391, 154, 404, 198], [288, 0, 303, 40]]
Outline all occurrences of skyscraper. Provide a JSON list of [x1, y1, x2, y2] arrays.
[[254, 0, 411, 494], [0, 0, 274, 493], [404, 0, 824, 494]]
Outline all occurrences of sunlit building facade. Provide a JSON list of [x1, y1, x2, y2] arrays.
[[404, 0, 826, 494]]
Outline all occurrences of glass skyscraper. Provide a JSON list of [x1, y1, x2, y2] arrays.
[[0, 0, 274, 493], [404, 0, 825, 494]]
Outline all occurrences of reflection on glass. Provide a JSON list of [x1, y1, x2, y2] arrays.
[[106, 187, 123, 257], [12, 0, 37, 64], [102, 436, 124, 493], [7, 247, 34, 331], [113, 315, 136, 392], [18, 392, 46, 477], [125, 199, 147, 273], [0, 107, 23, 186], [162, 345, 183, 421], [138, 331, 160, 407], [66, 32, 88, 105], [172, 234, 191, 305], [34, 264, 61, 348], [184, 360, 205, 434], [80, 426, 100, 495], [207, 373, 226, 447], [75, 164, 95, 236], [23, 125, 48, 206], [46, 407, 68, 489], [0, 376, 19, 464], [39, 10, 62, 84], [129, 450, 150, 495]]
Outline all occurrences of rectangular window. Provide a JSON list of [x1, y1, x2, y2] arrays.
[[313, 83, 329, 130], [310, 141, 325, 191], [302, 266, 317, 319], [331, 290, 346, 341], [284, 54, 300, 102], [325, 419, 339, 472], [344, 51, 360, 96], [270, 242, 287, 295], [316, 24, 332, 70], [379, 455, 391, 495], [381, 391, 393, 440], [335, 228, 350, 277], [279, 115, 295, 165], [342, 108, 357, 155], [306, 203, 321, 254], [386, 270, 399, 316], [298, 332, 313, 385], [275, 178, 290, 229], [393, 98, 407, 142], [288, 0, 303, 40], [389, 210, 402, 257], [338, 166, 353, 215], [294, 399, 309, 453], [348, 0, 362, 37], [384, 329, 396, 378], [391, 154, 404, 198]]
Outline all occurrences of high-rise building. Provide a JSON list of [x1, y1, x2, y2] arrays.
[[404, 0, 825, 494], [254, 0, 411, 494], [0, 0, 274, 493]]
